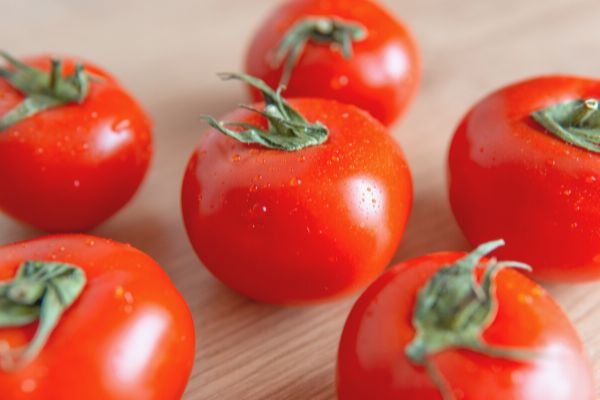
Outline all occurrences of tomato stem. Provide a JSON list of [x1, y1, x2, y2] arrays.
[[0, 51, 95, 132], [202, 73, 329, 151], [531, 98, 600, 153], [0, 260, 86, 371], [424, 358, 453, 400], [272, 17, 367, 87], [406, 240, 536, 398]]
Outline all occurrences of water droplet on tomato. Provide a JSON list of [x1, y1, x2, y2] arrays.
[[113, 119, 131, 132], [73, 180, 81, 188], [289, 177, 302, 186], [586, 176, 597, 183], [21, 379, 37, 393], [330, 75, 349, 89], [232, 154, 241, 162], [563, 189, 572, 196], [124, 291, 134, 304], [517, 293, 533, 304]]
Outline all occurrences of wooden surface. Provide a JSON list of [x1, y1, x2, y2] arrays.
[[2, 0, 600, 398]]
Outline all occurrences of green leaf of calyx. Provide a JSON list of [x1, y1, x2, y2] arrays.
[[273, 17, 367, 87], [203, 73, 329, 151], [0, 260, 86, 371], [0, 50, 94, 132], [406, 240, 535, 400], [531, 98, 600, 153]]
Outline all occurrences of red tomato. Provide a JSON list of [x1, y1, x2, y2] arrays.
[[448, 76, 600, 282], [337, 244, 594, 399], [0, 234, 195, 400], [0, 54, 152, 232], [245, 0, 420, 126], [181, 95, 412, 304]]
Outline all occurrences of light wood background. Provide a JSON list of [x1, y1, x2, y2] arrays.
[[2, 0, 600, 398]]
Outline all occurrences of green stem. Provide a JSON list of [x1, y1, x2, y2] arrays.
[[0, 260, 86, 371], [273, 17, 367, 87], [406, 240, 535, 397], [0, 50, 94, 132], [424, 358, 453, 400], [531, 98, 600, 153], [203, 73, 328, 151]]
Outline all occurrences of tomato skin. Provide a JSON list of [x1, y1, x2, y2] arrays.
[[448, 76, 600, 282], [0, 56, 152, 232], [245, 0, 420, 127], [337, 252, 595, 400], [0, 234, 195, 400], [181, 99, 412, 304]]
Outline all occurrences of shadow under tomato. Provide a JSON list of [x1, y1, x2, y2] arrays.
[[186, 272, 354, 400], [391, 186, 470, 266], [0, 215, 46, 245]]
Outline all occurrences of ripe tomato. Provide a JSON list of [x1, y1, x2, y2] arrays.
[[0, 234, 195, 400], [448, 76, 600, 282], [181, 74, 412, 304], [0, 52, 152, 232], [245, 0, 420, 126], [337, 241, 595, 400]]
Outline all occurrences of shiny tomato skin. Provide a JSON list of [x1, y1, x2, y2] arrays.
[[245, 0, 420, 127], [0, 234, 195, 400], [448, 76, 600, 282], [181, 99, 412, 304], [337, 252, 595, 400], [0, 56, 152, 232]]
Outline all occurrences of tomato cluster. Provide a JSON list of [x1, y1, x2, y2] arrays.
[[1, 0, 599, 399]]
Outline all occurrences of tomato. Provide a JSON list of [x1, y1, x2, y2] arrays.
[[337, 241, 595, 400], [448, 76, 600, 282], [245, 0, 420, 126], [181, 74, 412, 304], [0, 234, 195, 400], [0, 52, 152, 232]]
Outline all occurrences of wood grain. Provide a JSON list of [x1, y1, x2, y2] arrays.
[[2, 0, 600, 398]]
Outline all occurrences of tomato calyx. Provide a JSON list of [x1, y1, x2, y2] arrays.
[[272, 16, 367, 86], [0, 260, 86, 371], [406, 240, 534, 400], [203, 73, 329, 151], [531, 98, 600, 153], [0, 51, 96, 132]]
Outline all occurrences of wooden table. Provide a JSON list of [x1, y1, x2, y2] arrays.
[[2, 0, 600, 398]]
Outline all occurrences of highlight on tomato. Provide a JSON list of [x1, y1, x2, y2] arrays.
[[181, 73, 412, 304], [245, 0, 420, 126], [448, 75, 600, 282], [0, 234, 195, 400], [0, 51, 152, 232], [337, 240, 595, 400]]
